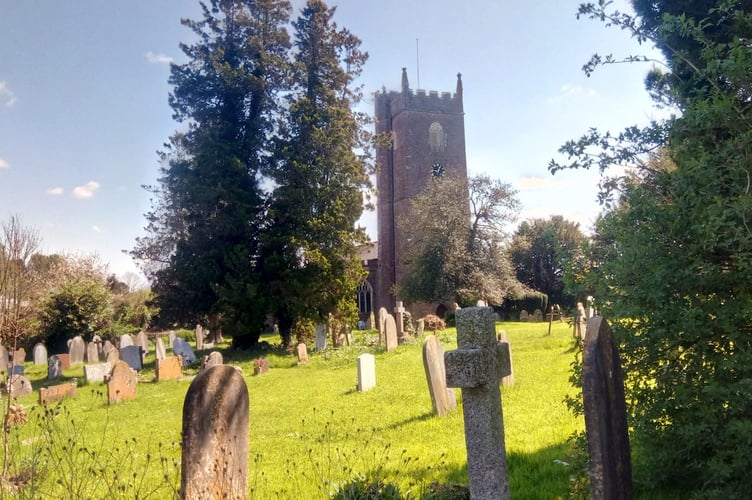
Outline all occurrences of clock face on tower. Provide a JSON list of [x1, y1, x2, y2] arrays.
[[431, 162, 445, 178]]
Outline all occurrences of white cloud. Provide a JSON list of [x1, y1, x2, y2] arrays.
[[145, 51, 173, 65], [92, 225, 103, 233], [0, 158, 9, 169], [46, 187, 63, 195], [72, 180, 101, 199], [516, 176, 568, 191], [0, 81, 17, 107], [546, 84, 598, 104]]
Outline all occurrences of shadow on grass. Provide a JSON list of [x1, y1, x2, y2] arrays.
[[373, 411, 435, 432]]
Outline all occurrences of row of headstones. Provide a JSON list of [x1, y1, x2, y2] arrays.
[[518, 309, 544, 322]]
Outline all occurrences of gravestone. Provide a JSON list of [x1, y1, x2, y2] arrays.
[[102, 340, 115, 357], [12, 348, 25, 365], [135, 331, 149, 359], [394, 301, 406, 338], [84, 362, 113, 383], [69, 336, 85, 364], [0, 346, 8, 373], [357, 353, 376, 392], [422, 335, 456, 416], [181, 365, 249, 499], [368, 311, 375, 330], [575, 302, 588, 340], [417, 318, 425, 337], [315, 323, 327, 351], [155, 337, 167, 361], [582, 316, 632, 499], [253, 359, 269, 375], [533, 309, 543, 322], [48, 355, 63, 379], [384, 314, 398, 352], [195, 324, 204, 351], [519, 310, 529, 322], [119, 334, 133, 348], [296, 343, 308, 364], [378, 307, 388, 344], [57, 353, 70, 370], [33, 343, 47, 365], [201, 351, 223, 372], [156, 356, 183, 382], [173, 338, 197, 366], [497, 330, 515, 386], [120, 345, 143, 371], [167, 331, 177, 348], [8, 375, 32, 397], [445, 306, 511, 500], [86, 342, 100, 363], [107, 360, 137, 404], [91, 334, 103, 357], [40, 382, 77, 404], [10, 365, 24, 376], [106, 348, 120, 364]]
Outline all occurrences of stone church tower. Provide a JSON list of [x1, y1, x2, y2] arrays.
[[372, 68, 468, 314]]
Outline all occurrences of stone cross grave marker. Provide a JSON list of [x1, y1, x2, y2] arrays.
[[422, 335, 456, 416], [357, 353, 376, 392], [378, 307, 388, 344], [445, 306, 511, 500], [120, 345, 143, 371], [394, 301, 406, 338], [384, 314, 398, 352], [33, 343, 47, 365], [497, 330, 515, 387], [156, 356, 183, 382], [582, 316, 632, 500], [69, 336, 85, 364], [181, 365, 249, 500], [315, 323, 327, 351], [296, 343, 308, 364], [201, 351, 224, 372], [173, 337, 197, 366], [86, 341, 100, 364], [155, 337, 167, 361], [107, 360, 137, 404]]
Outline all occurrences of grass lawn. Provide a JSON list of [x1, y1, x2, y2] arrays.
[[4, 320, 582, 499]]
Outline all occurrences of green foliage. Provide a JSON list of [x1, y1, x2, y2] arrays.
[[111, 289, 155, 332], [553, 1, 752, 496]]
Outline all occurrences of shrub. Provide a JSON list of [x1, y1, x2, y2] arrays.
[[422, 315, 445, 331]]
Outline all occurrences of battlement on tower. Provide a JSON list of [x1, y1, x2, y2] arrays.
[[375, 69, 464, 119]]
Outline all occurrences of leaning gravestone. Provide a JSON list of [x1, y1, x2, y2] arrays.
[[181, 365, 249, 500], [173, 338, 197, 366], [582, 316, 632, 500], [296, 343, 309, 364], [201, 351, 223, 372], [445, 306, 512, 500], [86, 342, 100, 364], [120, 345, 143, 371], [497, 330, 515, 387], [384, 314, 398, 352], [422, 335, 456, 416], [119, 334, 133, 348], [33, 343, 47, 365], [68, 336, 85, 364], [84, 362, 113, 383], [107, 360, 137, 404], [8, 375, 32, 397], [48, 355, 63, 379], [156, 356, 183, 382], [0, 346, 8, 373], [315, 323, 327, 351], [357, 354, 376, 392], [155, 337, 167, 361]]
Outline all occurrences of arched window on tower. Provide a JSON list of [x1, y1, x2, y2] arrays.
[[356, 280, 373, 315], [429, 122, 447, 153]]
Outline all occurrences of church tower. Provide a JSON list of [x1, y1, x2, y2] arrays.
[[374, 69, 468, 313]]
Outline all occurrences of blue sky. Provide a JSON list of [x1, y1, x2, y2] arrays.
[[0, 1, 665, 279]]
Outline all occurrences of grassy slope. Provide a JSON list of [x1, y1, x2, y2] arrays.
[[7, 320, 581, 499]]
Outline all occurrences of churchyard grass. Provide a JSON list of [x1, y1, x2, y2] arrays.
[[4, 321, 581, 498]]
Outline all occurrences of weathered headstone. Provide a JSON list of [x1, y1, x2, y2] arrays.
[[0, 346, 7, 373], [8, 375, 32, 397], [173, 338, 197, 366], [156, 356, 183, 382], [378, 307, 388, 344], [357, 353, 376, 392], [422, 335, 456, 416], [445, 306, 511, 500], [106, 348, 120, 364], [102, 340, 115, 357], [86, 342, 100, 364], [119, 334, 133, 348], [201, 351, 224, 372], [384, 314, 398, 352], [40, 382, 77, 404], [533, 309, 543, 322], [394, 301, 406, 338], [368, 311, 376, 330], [68, 336, 85, 364], [33, 343, 47, 365], [120, 345, 143, 371], [582, 316, 632, 500], [575, 302, 588, 340], [91, 334, 103, 356], [417, 318, 425, 337], [48, 355, 63, 379], [57, 353, 70, 370], [107, 360, 137, 404], [10, 365, 24, 376], [519, 309, 529, 322], [296, 343, 308, 364], [253, 359, 269, 376], [135, 331, 149, 359], [497, 330, 515, 387], [12, 348, 25, 365], [315, 323, 327, 351], [155, 337, 167, 361], [195, 324, 204, 351], [167, 330, 177, 348], [181, 365, 249, 499], [84, 362, 113, 383]]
